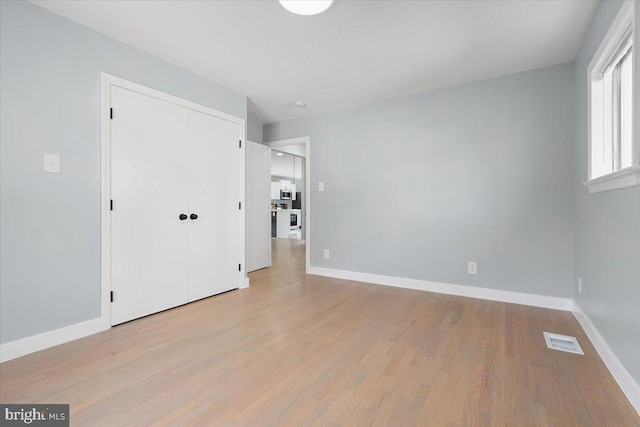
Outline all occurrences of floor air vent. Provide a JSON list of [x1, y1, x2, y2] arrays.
[[543, 332, 584, 355]]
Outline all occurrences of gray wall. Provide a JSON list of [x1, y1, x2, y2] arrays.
[[572, 0, 640, 384], [265, 63, 575, 298], [247, 114, 263, 143], [0, 1, 247, 344]]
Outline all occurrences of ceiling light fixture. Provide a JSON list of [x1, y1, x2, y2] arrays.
[[276, 152, 284, 156], [279, 0, 334, 16], [292, 100, 307, 108]]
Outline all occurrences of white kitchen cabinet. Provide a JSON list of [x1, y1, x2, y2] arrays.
[[270, 182, 280, 199], [276, 210, 291, 238], [280, 180, 291, 189]]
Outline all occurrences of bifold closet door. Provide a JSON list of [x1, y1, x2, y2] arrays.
[[110, 86, 189, 325], [187, 110, 241, 301]]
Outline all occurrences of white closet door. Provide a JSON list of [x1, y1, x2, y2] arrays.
[[246, 141, 271, 272], [187, 110, 241, 301], [110, 86, 189, 325]]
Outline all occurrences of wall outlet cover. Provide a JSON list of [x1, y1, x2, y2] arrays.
[[467, 261, 478, 275], [44, 153, 61, 173]]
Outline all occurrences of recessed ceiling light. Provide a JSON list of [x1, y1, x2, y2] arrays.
[[279, 0, 333, 16], [276, 152, 284, 156], [292, 100, 307, 108]]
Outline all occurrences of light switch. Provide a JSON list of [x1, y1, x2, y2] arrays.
[[318, 182, 325, 191], [44, 153, 61, 173]]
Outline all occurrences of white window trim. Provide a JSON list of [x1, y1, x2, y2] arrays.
[[584, 166, 640, 194], [585, 0, 638, 194]]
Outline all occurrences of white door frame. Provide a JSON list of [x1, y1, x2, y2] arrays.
[[266, 137, 311, 274], [100, 73, 246, 329]]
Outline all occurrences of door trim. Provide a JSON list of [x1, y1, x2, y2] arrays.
[[100, 73, 246, 328], [266, 137, 311, 274]]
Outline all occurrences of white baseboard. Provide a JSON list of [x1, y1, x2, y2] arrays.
[[572, 302, 640, 415], [307, 266, 573, 311], [0, 318, 106, 363], [1, 276, 252, 362]]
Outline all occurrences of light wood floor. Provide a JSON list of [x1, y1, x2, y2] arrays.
[[1, 239, 638, 426]]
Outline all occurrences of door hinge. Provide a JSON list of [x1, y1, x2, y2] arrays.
[[238, 264, 241, 272], [239, 140, 242, 148], [238, 202, 241, 210], [110, 199, 113, 211], [110, 291, 114, 302], [110, 108, 113, 119]]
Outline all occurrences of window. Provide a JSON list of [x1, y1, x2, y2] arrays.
[[586, 0, 639, 194]]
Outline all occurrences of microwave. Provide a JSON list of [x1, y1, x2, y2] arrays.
[[280, 189, 292, 200]]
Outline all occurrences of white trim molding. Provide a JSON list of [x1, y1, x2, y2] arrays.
[[586, 0, 637, 191], [572, 302, 640, 415], [584, 166, 640, 194], [307, 266, 573, 311], [0, 318, 106, 363]]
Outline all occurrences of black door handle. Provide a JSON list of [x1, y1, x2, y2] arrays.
[[190, 213, 198, 220], [179, 214, 188, 220]]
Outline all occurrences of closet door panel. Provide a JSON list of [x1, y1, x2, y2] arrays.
[[110, 86, 189, 325], [187, 110, 241, 301]]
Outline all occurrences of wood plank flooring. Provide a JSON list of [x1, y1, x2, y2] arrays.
[[1, 239, 638, 426]]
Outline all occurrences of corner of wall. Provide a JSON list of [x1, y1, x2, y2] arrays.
[[572, 302, 640, 414]]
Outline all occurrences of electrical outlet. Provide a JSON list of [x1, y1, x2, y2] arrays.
[[44, 153, 61, 173], [323, 249, 330, 259], [578, 277, 583, 294], [318, 182, 325, 192], [467, 261, 477, 275]]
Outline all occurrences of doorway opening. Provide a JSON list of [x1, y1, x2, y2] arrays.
[[267, 137, 311, 274], [270, 149, 305, 240]]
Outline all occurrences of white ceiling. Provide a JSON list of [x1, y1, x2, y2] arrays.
[[31, 0, 598, 125]]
